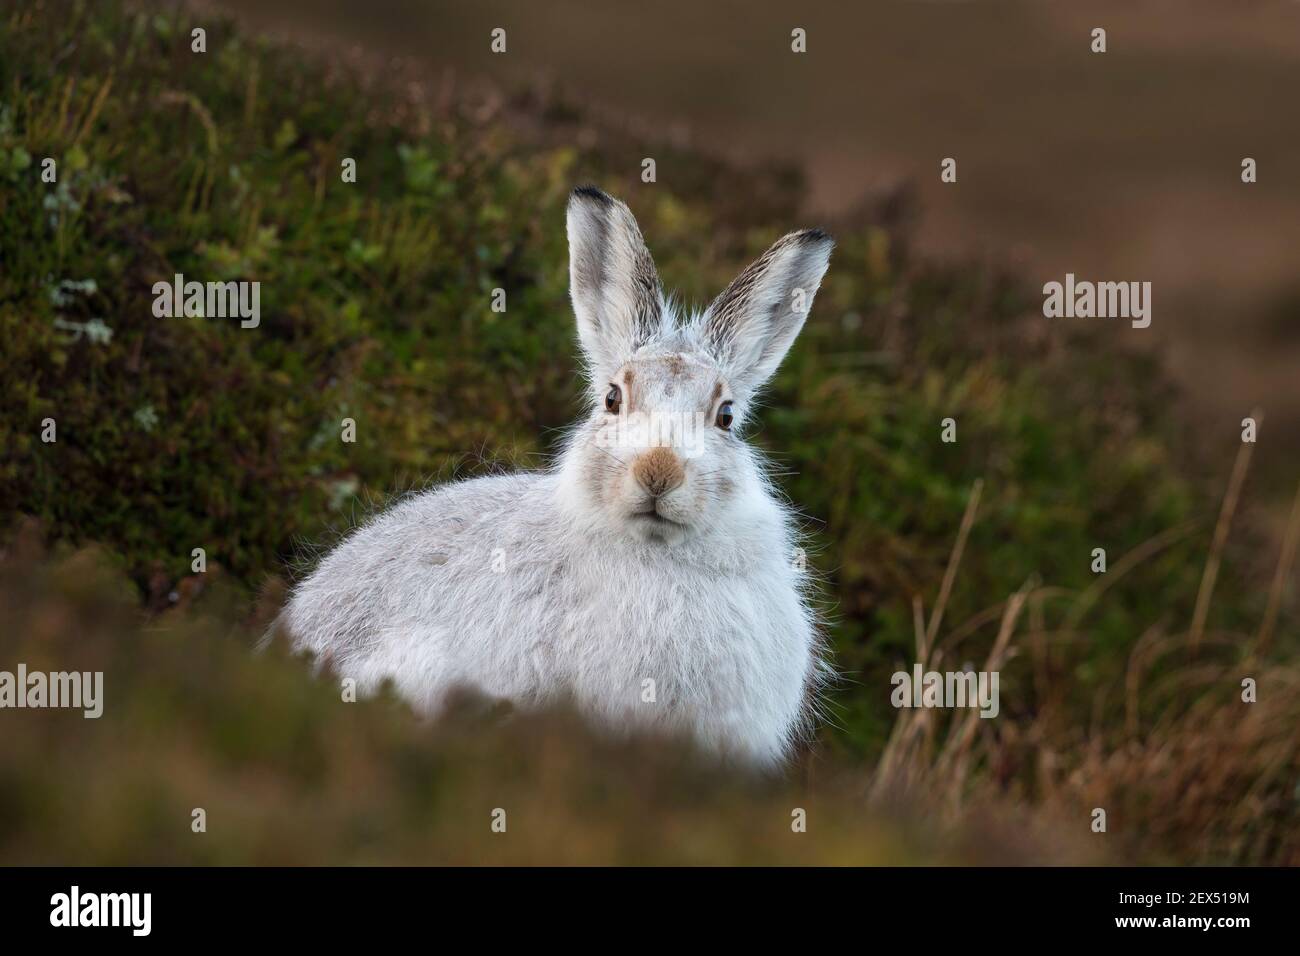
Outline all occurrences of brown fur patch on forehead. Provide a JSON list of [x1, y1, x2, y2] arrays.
[[624, 351, 721, 410], [623, 365, 636, 411], [631, 350, 714, 373]]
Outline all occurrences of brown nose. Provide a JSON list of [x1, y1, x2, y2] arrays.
[[632, 447, 685, 497]]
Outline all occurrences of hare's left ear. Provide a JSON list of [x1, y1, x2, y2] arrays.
[[701, 229, 833, 396], [567, 186, 665, 377]]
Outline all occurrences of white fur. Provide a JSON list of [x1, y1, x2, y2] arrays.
[[280, 189, 834, 768]]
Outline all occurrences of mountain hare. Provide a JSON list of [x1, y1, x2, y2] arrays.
[[281, 187, 834, 768]]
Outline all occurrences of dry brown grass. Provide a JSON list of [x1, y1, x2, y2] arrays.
[[855, 457, 1300, 865]]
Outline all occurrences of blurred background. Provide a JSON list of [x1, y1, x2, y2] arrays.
[[0, 0, 1297, 865], [209, 0, 1300, 499]]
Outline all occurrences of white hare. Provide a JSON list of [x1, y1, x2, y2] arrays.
[[280, 187, 834, 768]]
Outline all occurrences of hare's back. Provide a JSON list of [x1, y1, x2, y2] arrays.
[[284, 471, 548, 659]]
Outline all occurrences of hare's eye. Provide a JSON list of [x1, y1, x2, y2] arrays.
[[715, 401, 734, 430], [605, 384, 622, 414]]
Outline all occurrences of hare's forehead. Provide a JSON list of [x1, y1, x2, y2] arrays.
[[619, 352, 725, 406]]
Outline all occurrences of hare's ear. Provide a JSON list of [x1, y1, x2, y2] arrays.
[[567, 186, 664, 376], [702, 230, 833, 396]]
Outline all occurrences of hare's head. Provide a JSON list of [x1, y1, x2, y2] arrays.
[[560, 186, 833, 545]]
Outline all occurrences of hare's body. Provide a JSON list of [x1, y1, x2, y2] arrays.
[[282, 187, 834, 767], [285, 467, 815, 766]]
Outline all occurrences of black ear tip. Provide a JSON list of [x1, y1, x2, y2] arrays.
[[571, 185, 613, 206], [799, 227, 833, 245]]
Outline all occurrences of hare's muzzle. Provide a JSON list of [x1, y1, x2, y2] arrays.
[[632, 447, 685, 498]]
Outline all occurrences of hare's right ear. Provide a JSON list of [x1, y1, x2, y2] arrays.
[[701, 229, 832, 398], [567, 187, 664, 376]]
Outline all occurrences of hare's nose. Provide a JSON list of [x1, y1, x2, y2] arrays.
[[633, 447, 685, 498]]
